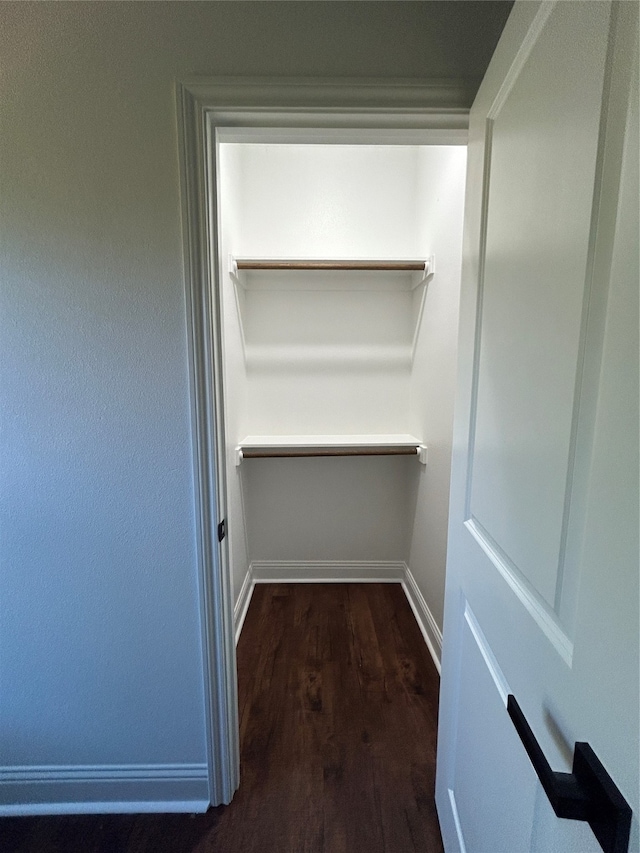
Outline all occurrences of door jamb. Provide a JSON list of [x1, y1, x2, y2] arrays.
[[174, 76, 470, 805]]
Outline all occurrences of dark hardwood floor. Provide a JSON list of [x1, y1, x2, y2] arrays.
[[1, 583, 444, 853]]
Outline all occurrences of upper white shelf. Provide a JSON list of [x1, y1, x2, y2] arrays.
[[230, 256, 435, 290]]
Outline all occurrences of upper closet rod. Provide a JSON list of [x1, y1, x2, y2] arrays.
[[234, 259, 428, 272]]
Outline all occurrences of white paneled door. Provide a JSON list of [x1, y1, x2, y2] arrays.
[[436, 2, 638, 852]]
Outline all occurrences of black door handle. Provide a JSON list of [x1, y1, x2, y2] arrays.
[[507, 695, 632, 853]]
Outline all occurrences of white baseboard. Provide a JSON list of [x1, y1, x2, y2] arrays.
[[236, 561, 442, 674], [402, 565, 443, 674], [250, 560, 406, 583], [0, 764, 209, 816], [234, 566, 255, 645]]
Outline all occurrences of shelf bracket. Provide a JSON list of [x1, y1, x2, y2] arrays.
[[412, 256, 435, 288], [417, 444, 428, 465], [229, 254, 238, 277], [424, 255, 435, 278], [235, 446, 243, 467]]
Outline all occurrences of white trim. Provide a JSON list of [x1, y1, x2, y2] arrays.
[[219, 127, 467, 146], [177, 80, 242, 809], [0, 801, 209, 818], [464, 518, 574, 666], [250, 560, 406, 584], [181, 75, 470, 105], [182, 76, 470, 135], [0, 764, 209, 816], [234, 567, 255, 645], [402, 566, 443, 674], [463, 601, 510, 705], [0, 764, 208, 782]]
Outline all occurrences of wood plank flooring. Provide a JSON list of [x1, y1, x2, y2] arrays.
[[0, 583, 444, 853]]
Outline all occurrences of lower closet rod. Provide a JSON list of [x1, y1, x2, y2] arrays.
[[240, 446, 419, 459]]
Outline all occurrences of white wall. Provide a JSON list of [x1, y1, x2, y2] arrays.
[[241, 282, 414, 436], [220, 145, 421, 571], [233, 145, 421, 258], [0, 0, 509, 812], [234, 145, 422, 440], [407, 147, 467, 631], [244, 456, 415, 563]]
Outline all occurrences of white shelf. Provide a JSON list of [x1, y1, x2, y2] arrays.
[[236, 434, 427, 465]]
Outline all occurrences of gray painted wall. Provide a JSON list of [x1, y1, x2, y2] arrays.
[[0, 1, 512, 810]]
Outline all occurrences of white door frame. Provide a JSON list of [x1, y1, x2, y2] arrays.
[[175, 76, 471, 805]]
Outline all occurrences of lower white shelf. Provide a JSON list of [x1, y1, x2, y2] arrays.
[[235, 435, 428, 465]]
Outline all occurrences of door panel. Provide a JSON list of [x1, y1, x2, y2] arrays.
[[437, 2, 639, 851], [469, 1, 610, 617]]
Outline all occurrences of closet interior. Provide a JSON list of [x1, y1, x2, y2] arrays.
[[217, 141, 467, 651]]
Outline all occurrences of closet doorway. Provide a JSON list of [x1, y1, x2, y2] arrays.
[[176, 80, 470, 806]]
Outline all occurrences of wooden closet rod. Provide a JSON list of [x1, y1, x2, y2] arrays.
[[240, 446, 419, 459], [235, 260, 426, 272]]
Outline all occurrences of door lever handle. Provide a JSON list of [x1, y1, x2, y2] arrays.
[[507, 695, 632, 853]]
